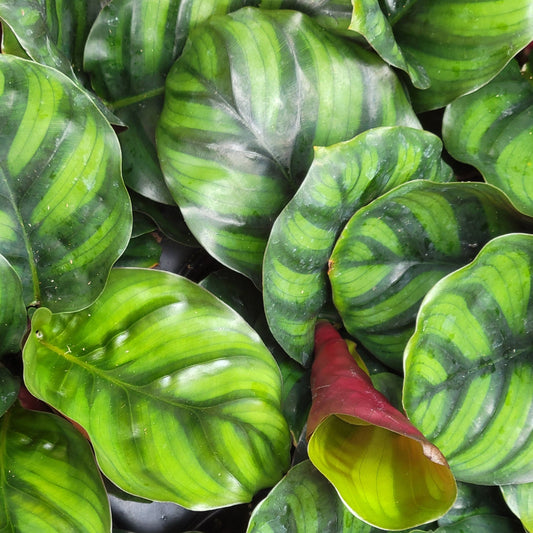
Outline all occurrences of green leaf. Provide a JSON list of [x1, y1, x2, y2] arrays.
[[0, 55, 132, 311], [0, 255, 26, 356], [349, 0, 430, 89], [115, 213, 162, 268], [329, 181, 529, 370], [0, 404, 111, 532], [247, 460, 375, 533], [500, 482, 533, 532], [157, 8, 420, 283], [435, 514, 521, 533], [392, 0, 533, 111], [259, 0, 355, 35], [22, 268, 290, 508], [84, 0, 258, 204], [307, 322, 456, 530], [443, 62, 533, 216], [263, 127, 451, 365], [0, 366, 19, 418], [404, 233, 533, 484]]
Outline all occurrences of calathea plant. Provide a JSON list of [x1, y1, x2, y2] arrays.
[[1, 1, 533, 532]]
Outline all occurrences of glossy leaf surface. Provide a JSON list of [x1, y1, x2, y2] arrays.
[[393, 0, 533, 111], [22, 268, 290, 508], [0, 404, 111, 532], [0, 55, 132, 311], [349, 0, 430, 88], [0, 366, 19, 418], [0, 255, 26, 356], [85, 0, 257, 204], [500, 482, 533, 532], [247, 460, 374, 533], [157, 7, 419, 283], [263, 127, 451, 365], [307, 322, 456, 530], [404, 233, 533, 484], [443, 62, 533, 216], [436, 515, 520, 533], [329, 181, 528, 370]]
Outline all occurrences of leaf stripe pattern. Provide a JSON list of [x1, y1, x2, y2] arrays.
[[22, 268, 290, 509], [0, 55, 131, 311], [443, 61, 533, 217], [0, 406, 111, 533], [392, 0, 533, 111], [404, 234, 533, 484], [329, 181, 529, 370], [263, 127, 452, 365], [157, 7, 419, 282]]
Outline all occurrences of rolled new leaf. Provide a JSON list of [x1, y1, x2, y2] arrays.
[[443, 62, 533, 216], [404, 233, 533, 484], [307, 322, 456, 530], [156, 7, 419, 283], [329, 180, 530, 370], [0, 404, 111, 533], [22, 268, 290, 509], [0, 55, 131, 311], [263, 127, 451, 365]]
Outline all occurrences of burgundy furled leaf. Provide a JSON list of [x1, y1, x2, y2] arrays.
[[306, 321, 456, 530]]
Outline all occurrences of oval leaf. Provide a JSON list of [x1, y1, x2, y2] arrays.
[[156, 7, 419, 283], [0, 254, 26, 356], [247, 460, 375, 533], [263, 126, 452, 365], [500, 482, 533, 531], [0, 55, 132, 311], [443, 62, 533, 216], [404, 233, 533, 484], [329, 181, 529, 370], [307, 322, 456, 530], [0, 404, 111, 532], [22, 268, 290, 508], [392, 0, 533, 111], [85, 0, 257, 204]]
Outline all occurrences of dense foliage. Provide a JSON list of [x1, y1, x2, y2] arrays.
[[1, 1, 533, 532]]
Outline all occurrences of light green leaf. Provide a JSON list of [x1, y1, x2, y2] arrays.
[[0, 255, 26, 356], [0, 55, 132, 311], [157, 8, 420, 283], [263, 127, 451, 366], [443, 61, 533, 216], [500, 482, 533, 532], [22, 268, 290, 508], [404, 233, 533, 484], [0, 404, 111, 533], [329, 181, 529, 370]]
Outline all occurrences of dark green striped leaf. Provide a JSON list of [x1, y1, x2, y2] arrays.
[[259, 0, 354, 35], [0, 55, 131, 311], [329, 181, 528, 370], [392, 0, 533, 111], [156, 8, 420, 283], [0, 0, 120, 124], [0, 255, 26, 356], [500, 482, 533, 531], [0, 404, 111, 533], [263, 127, 451, 366], [84, 0, 257, 204], [443, 62, 533, 216], [0, 366, 19, 418], [404, 233, 533, 484], [247, 460, 374, 533], [436, 515, 521, 533], [349, 0, 430, 89], [22, 268, 290, 508]]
